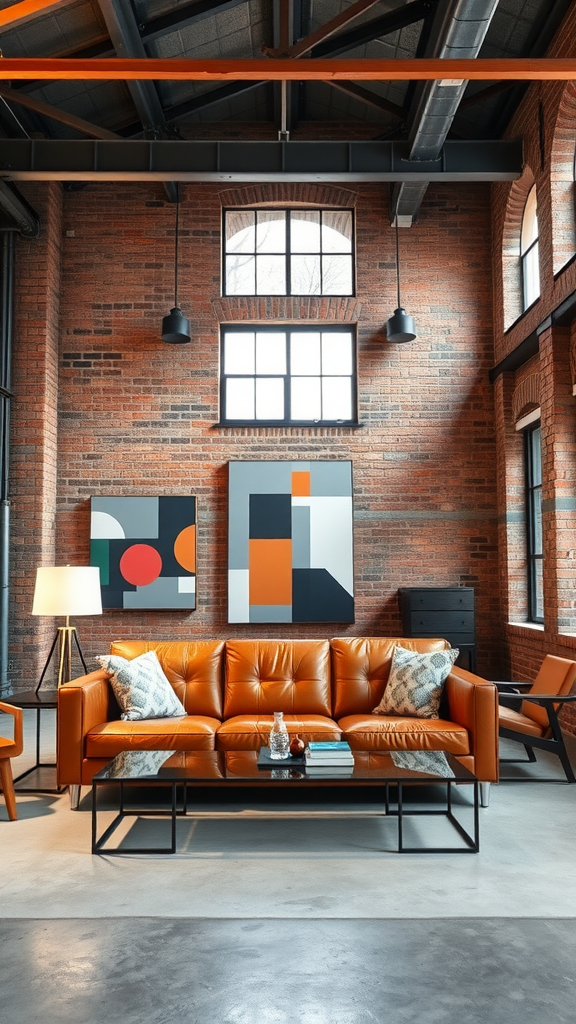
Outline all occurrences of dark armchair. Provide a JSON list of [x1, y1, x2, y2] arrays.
[[496, 654, 576, 783]]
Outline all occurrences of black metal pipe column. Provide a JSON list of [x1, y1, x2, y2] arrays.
[[0, 232, 14, 691]]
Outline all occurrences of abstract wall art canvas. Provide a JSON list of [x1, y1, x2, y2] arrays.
[[90, 496, 196, 609], [228, 461, 354, 624]]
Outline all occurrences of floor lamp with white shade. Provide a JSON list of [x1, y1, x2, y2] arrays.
[[32, 566, 103, 694]]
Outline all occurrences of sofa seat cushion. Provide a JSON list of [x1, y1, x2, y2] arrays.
[[499, 704, 545, 738], [338, 714, 470, 755], [85, 716, 220, 756], [216, 714, 340, 751]]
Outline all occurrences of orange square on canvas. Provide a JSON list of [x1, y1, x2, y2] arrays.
[[249, 539, 292, 605]]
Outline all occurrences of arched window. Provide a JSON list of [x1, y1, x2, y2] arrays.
[[520, 185, 540, 310], [223, 208, 354, 296]]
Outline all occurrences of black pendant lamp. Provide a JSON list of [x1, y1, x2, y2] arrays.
[[161, 186, 191, 344], [386, 219, 417, 344]]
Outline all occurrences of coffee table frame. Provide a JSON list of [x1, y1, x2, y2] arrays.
[[91, 751, 479, 856]]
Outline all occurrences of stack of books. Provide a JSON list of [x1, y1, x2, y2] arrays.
[[305, 741, 355, 774]]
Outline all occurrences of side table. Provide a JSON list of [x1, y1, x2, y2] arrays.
[[5, 689, 62, 793]]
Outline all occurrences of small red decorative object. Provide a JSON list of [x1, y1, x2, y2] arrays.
[[290, 734, 306, 756]]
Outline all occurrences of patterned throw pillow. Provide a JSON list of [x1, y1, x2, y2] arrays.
[[97, 650, 187, 721], [373, 645, 459, 720]]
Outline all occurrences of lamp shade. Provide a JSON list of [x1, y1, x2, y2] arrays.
[[386, 307, 417, 344], [161, 306, 191, 344], [32, 566, 103, 617]]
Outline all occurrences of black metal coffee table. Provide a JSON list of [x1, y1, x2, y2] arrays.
[[91, 748, 479, 855]]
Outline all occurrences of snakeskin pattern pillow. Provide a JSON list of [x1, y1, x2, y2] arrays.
[[97, 650, 187, 721], [373, 645, 459, 720]]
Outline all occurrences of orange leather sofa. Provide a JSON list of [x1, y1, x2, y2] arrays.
[[57, 637, 499, 789]]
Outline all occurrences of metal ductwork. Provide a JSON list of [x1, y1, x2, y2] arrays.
[[391, 0, 500, 226], [0, 179, 39, 237]]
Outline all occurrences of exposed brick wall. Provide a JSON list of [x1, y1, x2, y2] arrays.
[[8, 178, 502, 685]]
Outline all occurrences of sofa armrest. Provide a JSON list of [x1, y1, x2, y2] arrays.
[[444, 666, 499, 783], [57, 670, 113, 786]]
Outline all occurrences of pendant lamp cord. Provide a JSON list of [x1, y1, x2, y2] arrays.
[[174, 184, 180, 309], [395, 217, 401, 309]]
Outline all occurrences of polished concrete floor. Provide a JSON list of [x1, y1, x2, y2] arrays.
[[2, 917, 576, 1024], [2, 712, 576, 1023]]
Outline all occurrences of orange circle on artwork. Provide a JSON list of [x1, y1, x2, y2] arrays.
[[119, 544, 162, 586], [174, 525, 196, 573]]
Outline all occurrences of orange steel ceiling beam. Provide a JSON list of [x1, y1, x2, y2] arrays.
[[0, 0, 71, 31], [1, 58, 576, 82]]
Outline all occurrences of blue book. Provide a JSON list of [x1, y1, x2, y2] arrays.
[[308, 741, 351, 751]]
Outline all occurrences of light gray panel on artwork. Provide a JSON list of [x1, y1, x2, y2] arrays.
[[229, 461, 293, 496], [292, 505, 310, 568], [123, 577, 195, 609], [92, 497, 159, 538], [310, 461, 352, 497], [228, 461, 294, 570], [249, 605, 293, 623]]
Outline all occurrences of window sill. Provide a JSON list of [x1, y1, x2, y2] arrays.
[[214, 421, 363, 429], [508, 621, 545, 632], [504, 296, 541, 335]]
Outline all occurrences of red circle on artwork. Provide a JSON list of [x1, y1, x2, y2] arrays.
[[119, 544, 162, 586]]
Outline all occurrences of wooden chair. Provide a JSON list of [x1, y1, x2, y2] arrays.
[[0, 701, 24, 820], [497, 655, 576, 783]]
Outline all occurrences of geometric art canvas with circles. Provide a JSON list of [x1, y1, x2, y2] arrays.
[[90, 496, 196, 609]]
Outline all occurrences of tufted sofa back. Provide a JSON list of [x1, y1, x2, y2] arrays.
[[110, 640, 224, 719], [224, 639, 331, 717], [330, 637, 450, 718]]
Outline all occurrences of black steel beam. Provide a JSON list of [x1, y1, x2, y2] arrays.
[[118, 82, 267, 137], [311, 0, 434, 58], [97, 0, 177, 200], [139, 0, 250, 45], [0, 138, 522, 182]]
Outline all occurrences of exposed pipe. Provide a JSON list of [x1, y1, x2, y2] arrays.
[[0, 231, 14, 690], [391, 0, 500, 225]]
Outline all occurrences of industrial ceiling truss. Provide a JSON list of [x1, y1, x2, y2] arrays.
[[0, 0, 573, 229]]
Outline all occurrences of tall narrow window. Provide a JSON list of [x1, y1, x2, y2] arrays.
[[520, 185, 540, 310], [223, 209, 354, 297], [525, 422, 543, 623]]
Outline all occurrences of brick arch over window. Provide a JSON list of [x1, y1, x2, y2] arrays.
[[213, 296, 362, 322], [502, 168, 535, 330], [551, 81, 576, 274], [217, 184, 358, 208], [512, 373, 541, 422]]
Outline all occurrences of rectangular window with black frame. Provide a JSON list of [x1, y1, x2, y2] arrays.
[[525, 422, 543, 623], [219, 325, 358, 427]]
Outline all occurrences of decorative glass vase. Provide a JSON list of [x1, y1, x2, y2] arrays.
[[269, 711, 290, 760]]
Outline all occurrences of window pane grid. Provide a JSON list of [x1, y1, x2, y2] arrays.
[[224, 208, 354, 296], [221, 327, 356, 425], [525, 423, 543, 624]]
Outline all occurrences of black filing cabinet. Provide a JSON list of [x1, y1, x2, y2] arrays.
[[398, 587, 476, 671]]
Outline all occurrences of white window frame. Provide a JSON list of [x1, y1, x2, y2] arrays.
[[520, 185, 540, 311]]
